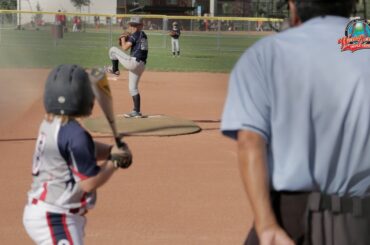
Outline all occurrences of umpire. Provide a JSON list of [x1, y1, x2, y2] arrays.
[[221, 0, 370, 244]]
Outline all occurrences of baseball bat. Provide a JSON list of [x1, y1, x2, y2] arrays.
[[89, 67, 124, 148]]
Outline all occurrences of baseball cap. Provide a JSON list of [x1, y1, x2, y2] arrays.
[[128, 16, 142, 25]]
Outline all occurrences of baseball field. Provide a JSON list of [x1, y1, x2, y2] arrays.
[[0, 26, 268, 244]]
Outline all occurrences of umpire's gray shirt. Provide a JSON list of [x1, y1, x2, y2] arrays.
[[221, 16, 370, 197]]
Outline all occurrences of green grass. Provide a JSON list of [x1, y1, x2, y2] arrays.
[[0, 28, 265, 72]]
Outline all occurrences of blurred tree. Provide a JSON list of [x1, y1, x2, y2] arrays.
[[0, 0, 17, 10], [34, 2, 43, 27], [0, 0, 16, 25], [70, 0, 90, 11]]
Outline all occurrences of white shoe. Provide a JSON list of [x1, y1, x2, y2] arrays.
[[104, 65, 120, 76], [123, 111, 143, 118]]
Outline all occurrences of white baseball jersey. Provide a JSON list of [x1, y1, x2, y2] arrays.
[[24, 117, 101, 245], [28, 117, 100, 210]]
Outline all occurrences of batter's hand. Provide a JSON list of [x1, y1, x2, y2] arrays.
[[110, 143, 132, 168]]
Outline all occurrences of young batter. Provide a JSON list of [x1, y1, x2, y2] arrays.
[[106, 16, 148, 118], [23, 64, 132, 245]]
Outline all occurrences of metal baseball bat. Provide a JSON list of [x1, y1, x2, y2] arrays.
[[89, 67, 124, 148]]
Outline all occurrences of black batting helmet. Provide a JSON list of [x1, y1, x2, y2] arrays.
[[44, 64, 94, 116]]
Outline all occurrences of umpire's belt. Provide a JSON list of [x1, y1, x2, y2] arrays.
[[30, 198, 87, 216], [307, 192, 370, 217]]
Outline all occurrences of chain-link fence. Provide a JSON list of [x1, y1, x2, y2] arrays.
[[0, 6, 366, 70], [0, 10, 281, 49], [0, 10, 281, 69]]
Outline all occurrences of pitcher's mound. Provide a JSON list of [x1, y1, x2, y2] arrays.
[[83, 114, 201, 136]]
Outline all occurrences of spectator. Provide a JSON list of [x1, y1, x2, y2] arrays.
[[94, 15, 100, 30]]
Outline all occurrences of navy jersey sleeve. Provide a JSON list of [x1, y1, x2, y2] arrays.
[[58, 121, 100, 181]]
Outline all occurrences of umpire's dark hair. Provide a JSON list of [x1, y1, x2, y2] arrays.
[[296, 0, 357, 22]]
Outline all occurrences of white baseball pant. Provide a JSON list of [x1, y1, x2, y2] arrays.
[[109, 46, 145, 96], [171, 38, 180, 53], [23, 200, 86, 245]]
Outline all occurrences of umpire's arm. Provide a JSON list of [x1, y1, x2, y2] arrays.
[[237, 130, 294, 245]]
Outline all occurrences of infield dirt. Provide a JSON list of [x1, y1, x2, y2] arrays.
[[0, 69, 252, 245]]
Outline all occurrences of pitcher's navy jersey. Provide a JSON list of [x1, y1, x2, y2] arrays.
[[128, 31, 148, 63], [27, 117, 100, 210]]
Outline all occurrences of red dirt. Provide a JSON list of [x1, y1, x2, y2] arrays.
[[0, 69, 252, 244]]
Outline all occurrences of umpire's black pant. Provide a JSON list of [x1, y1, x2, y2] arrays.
[[244, 191, 370, 245]]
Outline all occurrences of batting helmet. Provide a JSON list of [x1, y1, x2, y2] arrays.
[[44, 64, 94, 116]]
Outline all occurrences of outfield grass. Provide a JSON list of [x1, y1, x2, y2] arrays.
[[0, 28, 267, 72]]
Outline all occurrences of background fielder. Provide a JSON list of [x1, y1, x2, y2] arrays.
[[169, 22, 181, 57]]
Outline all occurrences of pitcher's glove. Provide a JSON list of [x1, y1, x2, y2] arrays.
[[118, 32, 130, 46], [110, 143, 132, 169], [169, 30, 176, 37]]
